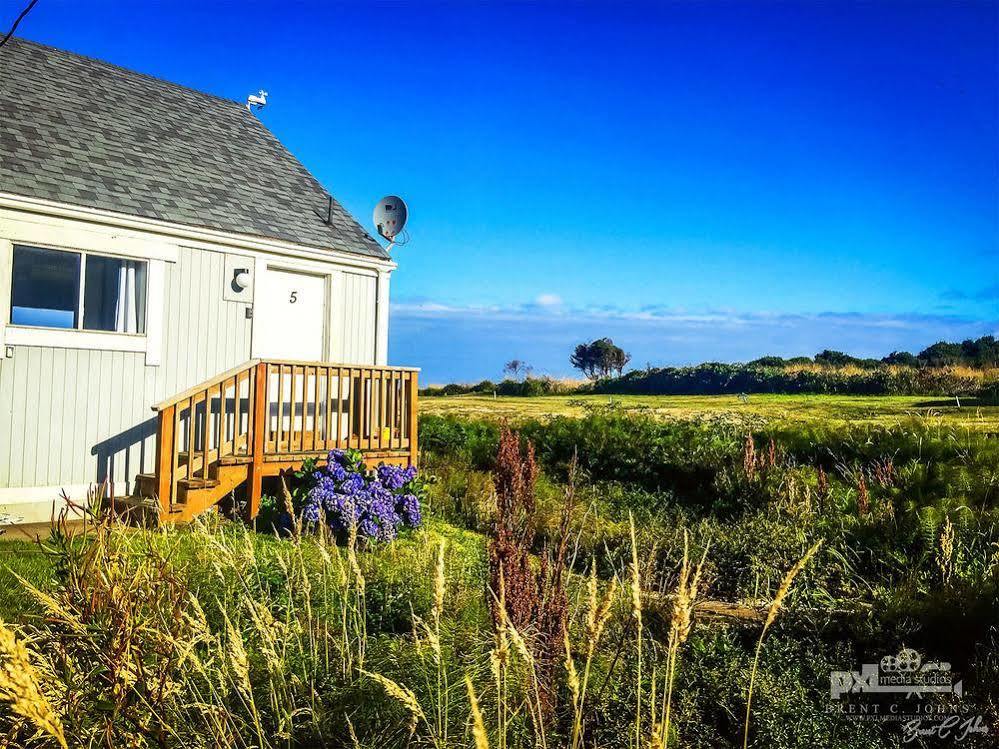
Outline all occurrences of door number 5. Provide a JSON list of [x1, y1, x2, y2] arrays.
[[289, 291, 298, 304]]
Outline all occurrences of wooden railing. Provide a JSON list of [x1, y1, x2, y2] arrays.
[[151, 359, 419, 516]]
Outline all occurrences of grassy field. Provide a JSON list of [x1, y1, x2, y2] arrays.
[[421, 392, 999, 429], [0, 395, 994, 747]]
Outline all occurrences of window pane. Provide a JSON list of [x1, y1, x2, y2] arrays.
[[83, 256, 147, 334], [10, 246, 80, 328]]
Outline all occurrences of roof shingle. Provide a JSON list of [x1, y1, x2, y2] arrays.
[[0, 38, 388, 260]]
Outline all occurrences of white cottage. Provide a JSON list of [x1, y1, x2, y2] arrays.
[[0, 39, 418, 523]]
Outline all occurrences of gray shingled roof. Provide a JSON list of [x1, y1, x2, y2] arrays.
[[0, 38, 388, 260]]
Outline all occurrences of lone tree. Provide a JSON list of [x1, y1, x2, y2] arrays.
[[570, 338, 631, 380], [503, 359, 532, 380]]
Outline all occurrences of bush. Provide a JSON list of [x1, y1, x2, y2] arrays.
[[592, 363, 997, 396], [303, 449, 422, 540]]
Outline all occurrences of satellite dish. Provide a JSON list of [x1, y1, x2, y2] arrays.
[[373, 196, 408, 243]]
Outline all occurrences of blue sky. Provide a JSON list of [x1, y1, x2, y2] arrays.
[[14, 0, 998, 382]]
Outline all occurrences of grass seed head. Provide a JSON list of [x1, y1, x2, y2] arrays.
[[465, 674, 490, 749], [764, 539, 824, 632], [0, 620, 67, 749], [362, 670, 426, 723]]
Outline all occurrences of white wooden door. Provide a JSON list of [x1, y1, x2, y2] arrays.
[[254, 267, 326, 361]]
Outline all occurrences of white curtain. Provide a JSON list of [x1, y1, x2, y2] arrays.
[[114, 261, 145, 334]]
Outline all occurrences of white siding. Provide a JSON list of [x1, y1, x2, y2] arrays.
[[0, 246, 252, 491], [335, 272, 377, 364]]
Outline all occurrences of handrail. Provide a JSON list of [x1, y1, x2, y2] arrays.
[[152, 359, 261, 412], [259, 359, 421, 372], [153, 359, 420, 411]]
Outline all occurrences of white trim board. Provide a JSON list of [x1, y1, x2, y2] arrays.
[[0, 208, 178, 263], [0, 484, 95, 525], [5, 326, 146, 352], [0, 192, 397, 273]]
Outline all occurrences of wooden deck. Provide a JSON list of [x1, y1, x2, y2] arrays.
[[131, 359, 419, 522]]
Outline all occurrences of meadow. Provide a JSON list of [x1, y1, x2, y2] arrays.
[[0, 394, 994, 747], [420, 391, 999, 429]]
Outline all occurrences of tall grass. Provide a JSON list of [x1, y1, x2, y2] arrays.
[[0, 401, 994, 747]]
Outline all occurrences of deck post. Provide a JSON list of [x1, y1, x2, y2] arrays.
[[408, 372, 419, 468], [155, 405, 176, 515], [247, 362, 268, 520]]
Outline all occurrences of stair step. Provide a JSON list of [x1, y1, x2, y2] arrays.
[[179, 477, 219, 490], [218, 455, 253, 466]]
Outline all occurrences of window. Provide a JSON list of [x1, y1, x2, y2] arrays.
[[10, 245, 146, 334], [10, 246, 79, 329]]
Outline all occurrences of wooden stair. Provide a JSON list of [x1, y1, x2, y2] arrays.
[[126, 359, 420, 524], [126, 463, 244, 523]]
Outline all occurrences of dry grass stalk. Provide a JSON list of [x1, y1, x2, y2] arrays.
[[363, 670, 426, 734], [280, 475, 302, 539], [871, 456, 896, 488], [743, 539, 824, 749], [564, 632, 580, 709], [658, 531, 709, 748], [629, 514, 644, 749], [816, 466, 830, 512], [431, 539, 449, 744], [766, 438, 778, 469], [0, 620, 66, 749], [568, 563, 617, 749], [434, 539, 447, 628], [938, 516, 955, 585], [856, 474, 870, 517], [490, 568, 510, 749], [465, 674, 490, 749], [743, 433, 756, 481], [223, 612, 251, 693]]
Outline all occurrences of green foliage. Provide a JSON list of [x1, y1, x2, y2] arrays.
[[422, 376, 574, 398], [814, 349, 874, 368], [0, 399, 995, 747], [570, 337, 632, 380], [882, 350, 918, 367], [595, 361, 998, 396]]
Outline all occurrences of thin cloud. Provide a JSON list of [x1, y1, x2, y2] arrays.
[[392, 298, 993, 330], [390, 298, 998, 382], [534, 293, 563, 307]]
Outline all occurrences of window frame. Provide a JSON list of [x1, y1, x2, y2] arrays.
[[8, 243, 149, 337], [1, 236, 166, 365]]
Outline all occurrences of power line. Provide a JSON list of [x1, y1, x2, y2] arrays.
[[0, 0, 38, 50]]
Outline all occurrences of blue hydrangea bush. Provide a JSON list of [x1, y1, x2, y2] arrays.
[[302, 449, 421, 541]]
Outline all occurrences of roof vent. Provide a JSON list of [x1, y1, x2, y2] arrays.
[[246, 90, 268, 112]]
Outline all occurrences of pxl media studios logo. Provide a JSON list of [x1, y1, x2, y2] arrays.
[[828, 648, 991, 743]]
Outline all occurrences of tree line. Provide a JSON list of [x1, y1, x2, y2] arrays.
[[426, 335, 998, 398], [755, 336, 999, 370]]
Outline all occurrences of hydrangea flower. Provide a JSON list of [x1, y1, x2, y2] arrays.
[[302, 449, 422, 541]]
